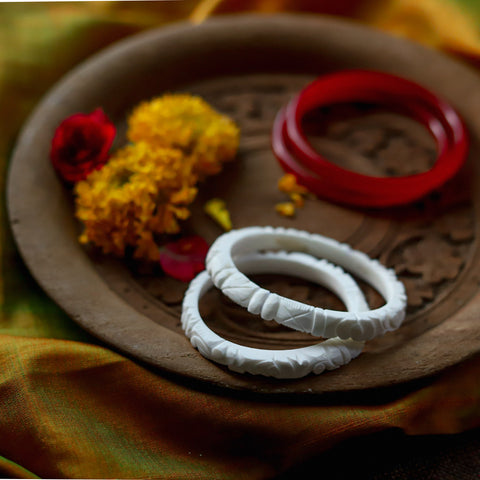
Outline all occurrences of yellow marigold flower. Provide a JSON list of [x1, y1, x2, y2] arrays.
[[127, 94, 240, 177], [74, 142, 198, 262]]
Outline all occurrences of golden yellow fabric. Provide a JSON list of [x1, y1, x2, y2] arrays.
[[1, 1, 480, 478], [0, 334, 479, 479]]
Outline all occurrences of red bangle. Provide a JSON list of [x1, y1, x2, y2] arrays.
[[272, 70, 469, 208]]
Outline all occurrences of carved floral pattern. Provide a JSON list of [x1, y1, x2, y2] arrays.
[[435, 210, 474, 242], [395, 236, 464, 284], [400, 278, 434, 308]]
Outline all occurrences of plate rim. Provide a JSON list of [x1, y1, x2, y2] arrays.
[[7, 12, 480, 396]]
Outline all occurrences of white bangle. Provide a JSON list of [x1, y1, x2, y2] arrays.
[[206, 226, 406, 341], [182, 251, 367, 379]]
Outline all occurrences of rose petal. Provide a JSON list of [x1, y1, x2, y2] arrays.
[[159, 235, 209, 282]]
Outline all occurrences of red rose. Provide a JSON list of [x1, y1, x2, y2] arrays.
[[159, 236, 209, 282], [50, 108, 116, 183]]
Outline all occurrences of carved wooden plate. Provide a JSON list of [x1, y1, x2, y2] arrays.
[[7, 14, 480, 395]]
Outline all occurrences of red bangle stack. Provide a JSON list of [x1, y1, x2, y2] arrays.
[[271, 70, 469, 208]]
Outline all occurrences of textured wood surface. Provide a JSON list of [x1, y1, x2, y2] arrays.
[[7, 14, 480, 395]]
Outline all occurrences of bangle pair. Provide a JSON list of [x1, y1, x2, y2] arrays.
[[181, 226, 407, 379], [272, 70, 468, 208]]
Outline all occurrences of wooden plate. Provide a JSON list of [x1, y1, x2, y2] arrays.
[[7, 14, 480, 395]]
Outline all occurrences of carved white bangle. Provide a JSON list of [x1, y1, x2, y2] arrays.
[[206, 226, 407, 341], [182, 251, 367, 379]]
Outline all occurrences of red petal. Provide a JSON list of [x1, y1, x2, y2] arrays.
[[159, 236, 209, 282], [89, 108, 110, 124]]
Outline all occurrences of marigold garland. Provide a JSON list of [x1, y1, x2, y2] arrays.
[[73, 94, 240, 264]]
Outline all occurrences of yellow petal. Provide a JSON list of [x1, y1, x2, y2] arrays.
[[275, 202, 296, 217], [204, 198, 232, 231], [289, 192, 305, 208], [278, 174, 308, 195]]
